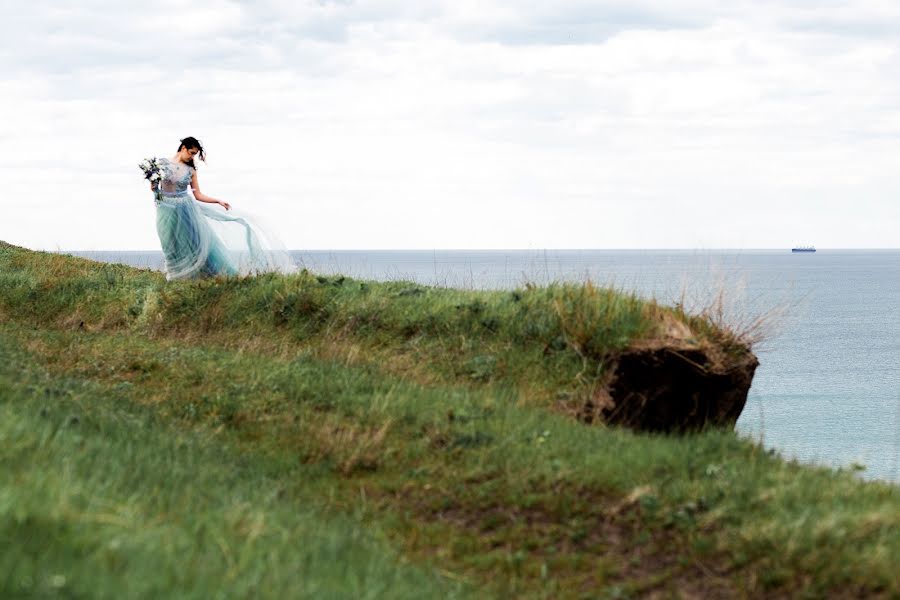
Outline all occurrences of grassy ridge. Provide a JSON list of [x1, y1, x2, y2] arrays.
[[1, 241, 898, 598], [0, 241, 748, 412]]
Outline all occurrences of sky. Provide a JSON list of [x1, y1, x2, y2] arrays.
[[1, 0, 899, 250]]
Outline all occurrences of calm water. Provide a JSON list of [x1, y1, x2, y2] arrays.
[[67, 249, 900, 483]]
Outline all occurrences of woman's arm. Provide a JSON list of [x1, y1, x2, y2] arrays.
[[191, 171, 231, 210]]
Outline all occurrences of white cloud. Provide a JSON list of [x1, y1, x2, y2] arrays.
[[1, 1, 898, 249]]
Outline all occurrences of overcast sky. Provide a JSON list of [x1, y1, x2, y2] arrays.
[[1, 0, 898, 250]]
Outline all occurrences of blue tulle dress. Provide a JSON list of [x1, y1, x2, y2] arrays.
[[154, 157, 296, 281]]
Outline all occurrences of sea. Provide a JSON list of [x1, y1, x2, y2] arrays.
[[65, 249, 900, 484]]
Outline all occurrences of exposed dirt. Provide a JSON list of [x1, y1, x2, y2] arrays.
[[580, 343, 759, 433], [382, 477, 743, 599]]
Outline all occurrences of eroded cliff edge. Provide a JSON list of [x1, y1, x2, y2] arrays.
[[0, 240, 758, 432]]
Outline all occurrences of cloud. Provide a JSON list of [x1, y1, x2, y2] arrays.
[[1, 1, 899, 249]]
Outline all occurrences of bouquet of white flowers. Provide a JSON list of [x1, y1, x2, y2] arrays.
[[139, 157, 164, 204]]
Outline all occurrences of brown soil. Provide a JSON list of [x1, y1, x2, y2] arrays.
[[583, 344, 759, 433]]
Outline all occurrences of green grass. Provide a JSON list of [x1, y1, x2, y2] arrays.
[[0, 339, 470, 599], [0, 241, 897, 598], [0, 241, 751, 408]]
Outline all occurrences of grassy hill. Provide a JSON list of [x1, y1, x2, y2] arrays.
[[1, 240, 897, 599]]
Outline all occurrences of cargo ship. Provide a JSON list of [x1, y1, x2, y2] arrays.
[[791, 246, 816, 253]]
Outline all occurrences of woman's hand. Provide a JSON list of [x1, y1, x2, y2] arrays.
[[219, 200, 231, 211], [149, 182, 158, 192]]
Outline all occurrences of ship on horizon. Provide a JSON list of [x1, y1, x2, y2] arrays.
[[791, 245, 816, 253]]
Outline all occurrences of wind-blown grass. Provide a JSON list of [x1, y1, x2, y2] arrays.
[[0, 341, 469, 599], [0, 241, 752, 410], [1, 241, 897, 598]]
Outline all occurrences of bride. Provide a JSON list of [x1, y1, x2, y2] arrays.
[[150, 136, 296, 280]]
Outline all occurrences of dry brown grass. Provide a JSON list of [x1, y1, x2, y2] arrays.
[[299, 417, 395, 475]]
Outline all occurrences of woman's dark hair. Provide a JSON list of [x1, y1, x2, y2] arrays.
[[178, 136, 206, 169]]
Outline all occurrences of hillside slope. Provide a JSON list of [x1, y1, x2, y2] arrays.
[[1, 241, 897, 599]]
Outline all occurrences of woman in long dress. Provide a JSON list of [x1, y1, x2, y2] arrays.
[[150, 136, 296, 280]]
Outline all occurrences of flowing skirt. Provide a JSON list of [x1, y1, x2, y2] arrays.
[[155, 191, 297, 281]]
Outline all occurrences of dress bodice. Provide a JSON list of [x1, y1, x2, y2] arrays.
[[159, 157, 194, 195]]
